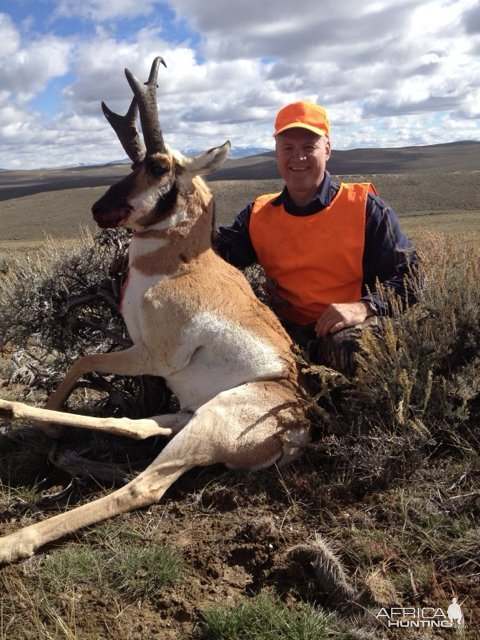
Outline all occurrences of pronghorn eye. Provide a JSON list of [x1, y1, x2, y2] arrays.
[[147, 160, 169, 177]]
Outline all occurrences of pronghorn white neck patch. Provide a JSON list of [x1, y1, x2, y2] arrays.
[[121, 261, 178, 343], [130, 182, 173, 216], [128, 235, 168, 261], [154, 208, 189, 231], [130, 182, 189, 231]]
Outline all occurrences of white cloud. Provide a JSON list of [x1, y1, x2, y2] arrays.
[[0, 13, 20, 56], [459, 88, 480, 119], [53, 0, 163, 21], [0, 13, 72, 101], [0, 0, 479, 169]]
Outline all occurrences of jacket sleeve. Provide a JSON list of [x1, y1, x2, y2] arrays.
[[213, 204, 258, 269], [361, 194, 419, 315]]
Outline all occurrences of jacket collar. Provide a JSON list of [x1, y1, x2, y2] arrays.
[[271, 171, 337, 216]]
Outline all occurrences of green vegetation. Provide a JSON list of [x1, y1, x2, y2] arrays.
[[37, 535, 184, 601], [108, 544, 183, 598], [198, 592, 341, 640], [0, 539, 184, 639], [39, 546, 103, 593]]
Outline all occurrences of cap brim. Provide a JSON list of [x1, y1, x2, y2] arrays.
[[274, 122, 328, 137]]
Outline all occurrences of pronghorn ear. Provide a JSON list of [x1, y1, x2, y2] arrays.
[[188, 140, 231, 176]]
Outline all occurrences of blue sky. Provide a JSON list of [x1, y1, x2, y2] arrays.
[[0, 0, 479, 169]]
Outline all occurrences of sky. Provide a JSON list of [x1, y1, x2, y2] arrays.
[[0, 0, 479, 170]]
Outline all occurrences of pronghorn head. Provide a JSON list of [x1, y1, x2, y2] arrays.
[[92, 57, 230, 232]]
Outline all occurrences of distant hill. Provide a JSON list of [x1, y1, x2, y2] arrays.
[[210, 140, 480, 180], [0, 165, 131, 202], [0, 141, 479, 203]]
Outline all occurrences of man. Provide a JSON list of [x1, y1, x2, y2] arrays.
[[215, 101, 417, 375]]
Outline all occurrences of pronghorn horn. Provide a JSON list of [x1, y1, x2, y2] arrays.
[[125, 56, 167, 155], [101, 97, 146, 164]]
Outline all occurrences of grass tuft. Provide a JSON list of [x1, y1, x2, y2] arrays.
[[38, 546, 103, 593], [107, 543, 183, 599], [199, 591, 339, 640]]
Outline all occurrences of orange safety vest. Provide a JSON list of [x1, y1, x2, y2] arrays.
[[249, 183, 376, 325]]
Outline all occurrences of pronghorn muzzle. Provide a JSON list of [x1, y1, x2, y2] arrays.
[[91, 171, 139, 228]]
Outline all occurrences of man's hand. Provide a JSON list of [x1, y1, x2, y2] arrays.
[[315, 301, 374, 337]]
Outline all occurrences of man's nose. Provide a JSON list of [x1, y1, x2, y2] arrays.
[[293, 149, 307, 161]]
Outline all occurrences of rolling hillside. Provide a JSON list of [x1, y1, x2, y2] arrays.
[[0, 141, 479, 203], [0, 141, 478, 255], [210, 140, 480, 180]]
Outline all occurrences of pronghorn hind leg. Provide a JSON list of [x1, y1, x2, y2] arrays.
[[0, 410, 219, 565], [0, 454, 191, 565]]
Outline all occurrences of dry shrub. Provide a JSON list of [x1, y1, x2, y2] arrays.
[[0, 228, 128, 362], [307, 230, 480, 492], [0, 228, 170, 418], [356, 230, 480, 431]]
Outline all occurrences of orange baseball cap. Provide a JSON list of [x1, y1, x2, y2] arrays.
[[274, 101, 330, 138]]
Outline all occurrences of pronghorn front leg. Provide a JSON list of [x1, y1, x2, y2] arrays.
[[0, 400, 191, 439], [45, 344, 152, 412], [0, 344, 179, 439], [37, 344, 151, 437]]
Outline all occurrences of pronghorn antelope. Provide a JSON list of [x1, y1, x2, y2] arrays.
[[0, 57, 311, 565]]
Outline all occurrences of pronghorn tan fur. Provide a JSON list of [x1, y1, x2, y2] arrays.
[[0, 57, 311, 565]]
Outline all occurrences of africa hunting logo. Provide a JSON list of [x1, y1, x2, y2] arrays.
[[376, 597, 465, 629]]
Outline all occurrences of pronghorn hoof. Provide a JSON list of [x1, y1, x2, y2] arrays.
[[0, 399, 14, 420], [0, 533, 37, 565]]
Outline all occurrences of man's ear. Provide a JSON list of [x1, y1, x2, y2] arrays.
[[324, 137, 332, 161]]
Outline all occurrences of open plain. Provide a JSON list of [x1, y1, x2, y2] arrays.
[[0, 141, 479, 261], [0, 142, 479, 639]]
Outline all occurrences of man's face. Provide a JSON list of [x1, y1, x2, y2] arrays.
[[275, 128, 331, 198]]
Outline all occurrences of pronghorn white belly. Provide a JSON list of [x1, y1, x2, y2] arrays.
[[166, 310, 289, 411]]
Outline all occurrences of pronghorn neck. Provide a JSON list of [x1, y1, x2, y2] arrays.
[[128, 182, 215, 277]]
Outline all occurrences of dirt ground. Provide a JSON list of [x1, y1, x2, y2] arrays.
[[0, 416, 366, 639]]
